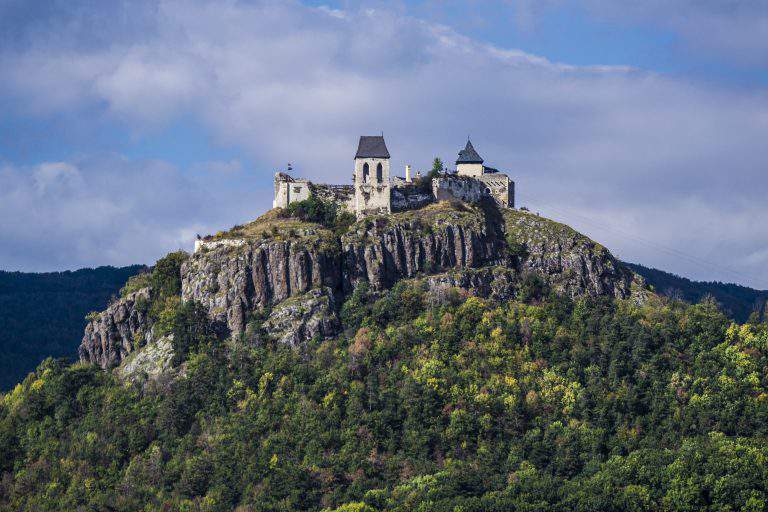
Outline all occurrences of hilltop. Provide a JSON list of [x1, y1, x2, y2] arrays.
[[3, 200, 768, 512], [79, 200, 641, 370]]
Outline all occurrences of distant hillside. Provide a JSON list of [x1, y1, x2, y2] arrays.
[[626, 262, 768, 323], [0, 265, 145, 390]]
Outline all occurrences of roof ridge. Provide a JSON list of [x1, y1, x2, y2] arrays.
[[355, 135, 390, 159], [456, 139, 483, 164]]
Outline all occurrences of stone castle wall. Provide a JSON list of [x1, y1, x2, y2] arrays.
[[273, 174, 311, 209], [432, 174, 514, 208], [353, 157, 391, 216], [478, 174, 514, 208], [311, 183, 355, 213], [275, 171, 514, 216]]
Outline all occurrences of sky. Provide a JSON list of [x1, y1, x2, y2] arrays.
[[0, 0, 767, 288]]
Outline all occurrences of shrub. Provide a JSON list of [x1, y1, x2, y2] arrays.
[[152, 296, 182, 337], [120, 271, 151, 297], [281, 196, 357, 234], [171, 301, 218, 365], [517, 272, 547, 303], [149, 251, 188, 299], [341, 282, 372, 328], [506, 238, 529, 260], [283, 196, 339, 227]]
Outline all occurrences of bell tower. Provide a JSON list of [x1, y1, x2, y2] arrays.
[[353, 135, 391, 216]]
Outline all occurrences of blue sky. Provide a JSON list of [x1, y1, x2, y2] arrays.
[[1, 0, 767, 288]]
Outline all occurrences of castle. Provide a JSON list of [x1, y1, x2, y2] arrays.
[[273, 136, 514, 217]]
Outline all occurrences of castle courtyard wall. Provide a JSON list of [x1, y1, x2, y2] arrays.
[[432, 175, 487, 203], [273, 176, 311, 209]]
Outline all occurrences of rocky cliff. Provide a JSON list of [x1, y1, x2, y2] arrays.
[[503, 209, 635, 299], [341, 204, 506, 292], [79, 202, 643, 370], [180, 217, 342, 335], [78, 287, 152, 368], [180, 203, 637, 335]]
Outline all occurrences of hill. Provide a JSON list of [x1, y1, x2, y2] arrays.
[[0, 265, 145, 390], [2, 201, 767, 511], [627, 262, 768, 323], [79, 201, 640, 368]]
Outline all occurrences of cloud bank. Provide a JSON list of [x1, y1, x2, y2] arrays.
[[579, 0, 768, 67], [0, 0, 766, 287]]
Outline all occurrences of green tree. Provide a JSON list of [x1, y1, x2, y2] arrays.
[[432, 157, 444, 173]]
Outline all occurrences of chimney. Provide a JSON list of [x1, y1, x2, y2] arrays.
[[405, 165, 412, 183]]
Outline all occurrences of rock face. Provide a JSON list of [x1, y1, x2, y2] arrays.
[[260, 288, 340, 347], [503, 210, 636, 299], [81, 202, 643, 370], [181, 236, 341, 335], [423, 268, 518, 303], [341, 211, 506, 293], [181, 204, 637, 340], [117, 335, 175, 386], [78, 288, 152, 369]]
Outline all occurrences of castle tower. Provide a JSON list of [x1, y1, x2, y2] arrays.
[[456, 139, 484, 177], [353, 135, 391, 216]]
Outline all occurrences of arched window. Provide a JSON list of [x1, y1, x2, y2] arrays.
[[363, 162, 370, 183], [376, 163, 383, 183]]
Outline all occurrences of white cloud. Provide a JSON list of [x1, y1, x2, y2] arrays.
[[568, 0, 768, 67], [0, 0, 766, 287], [33, 162, 83, 193], [0, 156, 260, 271]]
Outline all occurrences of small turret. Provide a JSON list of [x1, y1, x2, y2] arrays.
[[456, 139, 484, 177]]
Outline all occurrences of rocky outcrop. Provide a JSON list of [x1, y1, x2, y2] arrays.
[[181, 204, 639, 344], [81, 203, 644, 372], [423, 267, 518, 303], [503, 210, 637, 299], [260, 288, 339, 347], [181, 236, 341, 335], [117, 334, 175, 386], [78, 288, 152, 368], [341, 210, 506, 292]]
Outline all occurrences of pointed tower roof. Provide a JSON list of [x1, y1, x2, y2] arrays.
[[355, 136, 390, 159], [456, 139, 483, 164]]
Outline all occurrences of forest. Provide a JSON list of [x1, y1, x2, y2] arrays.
[[2, 255, 768, 511], [626, 262, 767, 324], [0, 265, 144, 390]]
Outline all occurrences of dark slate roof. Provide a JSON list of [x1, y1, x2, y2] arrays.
[[355, 136, 390, 159], [456, 140, 483, 164]]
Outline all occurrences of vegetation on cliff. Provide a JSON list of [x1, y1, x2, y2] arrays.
[[3, 271, 768, 510]]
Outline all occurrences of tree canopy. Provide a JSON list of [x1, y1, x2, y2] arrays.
[[2, 276, 768, 511]]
